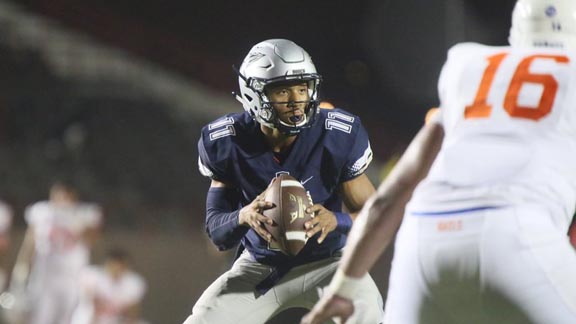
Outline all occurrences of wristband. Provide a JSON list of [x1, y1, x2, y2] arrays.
[[327, 269, 365, 300], [334, 212, 353, 234]]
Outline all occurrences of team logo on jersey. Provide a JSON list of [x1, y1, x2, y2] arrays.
[[301, 176, 314, 185]]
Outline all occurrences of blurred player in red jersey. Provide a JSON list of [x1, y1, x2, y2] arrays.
[[303, 1, 576, 323], [11, 181, 102, 324]]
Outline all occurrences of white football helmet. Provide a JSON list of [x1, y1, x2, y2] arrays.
[[509, 0, 576, 49], [235, 39, 322, 135]]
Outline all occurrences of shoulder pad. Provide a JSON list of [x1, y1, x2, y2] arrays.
[[197, 113, 249, 181], [317, 108, 362, 137], [317, 108, 372, 181]]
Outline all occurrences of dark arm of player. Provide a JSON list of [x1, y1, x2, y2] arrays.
[[205, 180, 249, 251], [341, 122, 444, 277], [341, 174, 376, 220], [339, 173, 377, 231], [304, 174, 376, 241]]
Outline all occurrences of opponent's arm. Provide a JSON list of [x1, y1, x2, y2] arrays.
[[301, 122, 444, 324], [340, 122, 443, 277], [205, 180, 275, 251]]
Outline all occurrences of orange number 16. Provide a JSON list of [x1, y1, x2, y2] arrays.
[[464, 53, 569, 121]]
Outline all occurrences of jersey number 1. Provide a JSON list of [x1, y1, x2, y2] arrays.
[[464, 53, 569, 121]]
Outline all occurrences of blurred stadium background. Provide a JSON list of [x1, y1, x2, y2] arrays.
[[0, 0, 516, 322]]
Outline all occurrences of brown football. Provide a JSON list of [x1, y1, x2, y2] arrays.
[[263, 174, 314, 256]]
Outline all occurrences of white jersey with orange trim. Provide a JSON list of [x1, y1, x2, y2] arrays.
[[408, 42, 576, 228], [25, 201, 102, 276], [71, 266, 147, 324]]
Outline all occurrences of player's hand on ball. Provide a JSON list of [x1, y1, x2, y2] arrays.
[[304, 204, 337, 244], [239, 193, 276, 242], [300, 292, 354, 324]]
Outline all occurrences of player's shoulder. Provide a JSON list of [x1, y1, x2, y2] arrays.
[[0, 201, 11, 215], [316, 108, 364, 137], [77, 202, 103, 218], [314, 108, 371, 167], [448, 42, 494, 52], [199, 112, 254, 151], [127, 270, 146, 287], [26, 201, 51, 213], [447, 42, 508, 60], [198, 112, 248, 168], [318, 107, 361, 121], [200, 112, 253, 138], [120, 270, 146, 295]]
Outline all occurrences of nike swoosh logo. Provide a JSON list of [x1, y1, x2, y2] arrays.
[[301, 176, 314, 185]]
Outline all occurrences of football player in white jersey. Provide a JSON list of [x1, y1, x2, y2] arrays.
[[13, 181, 102, 324], [302, 0, 576, 323], [70, 248, 147, 324]]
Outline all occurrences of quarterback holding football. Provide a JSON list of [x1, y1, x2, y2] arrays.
[[184, 39, 384, 324]]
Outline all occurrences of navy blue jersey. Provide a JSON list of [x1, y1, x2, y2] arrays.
[[198, 108, 373, 266]]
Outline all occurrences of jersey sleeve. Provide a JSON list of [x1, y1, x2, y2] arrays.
[[24, 202, 45, 227], [126, 273, 147, 303], [341, 117, 373, 182], [197, 117, 236, 183]]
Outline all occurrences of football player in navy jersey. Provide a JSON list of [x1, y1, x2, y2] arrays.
[[183, 39, 384, 324]]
